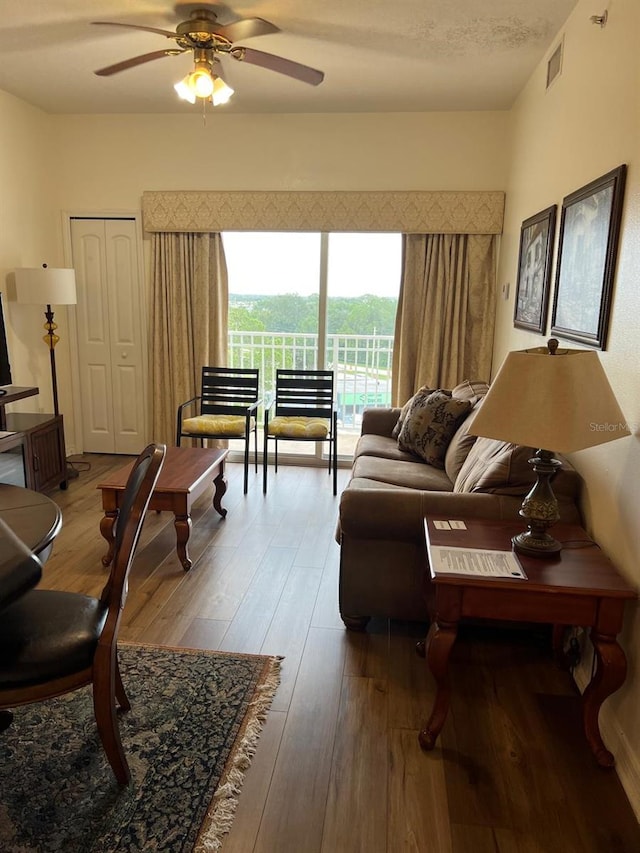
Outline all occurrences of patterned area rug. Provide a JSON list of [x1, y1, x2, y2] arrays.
[[0, 644, 281, 852]]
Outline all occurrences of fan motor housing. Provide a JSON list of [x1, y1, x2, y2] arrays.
[[175, 9, 231, 50]]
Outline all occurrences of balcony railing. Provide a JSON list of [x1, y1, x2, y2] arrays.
[[228, 331, 394, 452]]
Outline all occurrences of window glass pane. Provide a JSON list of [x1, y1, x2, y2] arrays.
[[327, 232, 402, 302], [223, 231, 402, 462], [223, 232, 321, 297], [327, 233, 401, 440], [223, 232, 322, 458]]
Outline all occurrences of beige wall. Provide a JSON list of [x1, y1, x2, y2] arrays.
[[0, 90, 71, 417], [47, 111, 509, 208], [495, 0, 640, 813]]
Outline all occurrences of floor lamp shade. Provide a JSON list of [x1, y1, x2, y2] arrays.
[[14, 265, 77, 420], [14, 267, 77, 307]]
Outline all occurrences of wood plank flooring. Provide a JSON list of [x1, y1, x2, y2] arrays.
[[38, 454, 640, 852]]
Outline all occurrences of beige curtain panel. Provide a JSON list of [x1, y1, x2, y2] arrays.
[[150, 232, 229, 446], [392, 233, 497, 406]]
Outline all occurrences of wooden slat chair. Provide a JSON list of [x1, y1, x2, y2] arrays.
[[263, 369, 337, 495], [176, 367, 261, 494], [0, 442, 166, 786]]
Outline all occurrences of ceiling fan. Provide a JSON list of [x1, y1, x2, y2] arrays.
[[92, 4, 324, 106]]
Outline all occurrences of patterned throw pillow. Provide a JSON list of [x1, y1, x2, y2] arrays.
[[397, 389, 472, 468], [391, 385, 434, 438]]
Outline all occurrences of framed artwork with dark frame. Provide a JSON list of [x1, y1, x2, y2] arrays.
[[513, 205, 557, 333], [551, 164, 627, 350]]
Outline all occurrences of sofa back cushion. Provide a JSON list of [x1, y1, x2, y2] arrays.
[[451, 379, 490, 405], [397, 389, 472, 469], [443, 381, 490, 482], [453, 437, 537, 494], [444, 405, 482, 483]]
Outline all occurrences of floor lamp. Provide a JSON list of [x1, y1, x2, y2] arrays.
[[14, 264, 78, 477]]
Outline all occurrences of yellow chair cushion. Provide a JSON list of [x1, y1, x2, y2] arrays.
[[182, 414, 255, 436], [267, 416, 330, 438]]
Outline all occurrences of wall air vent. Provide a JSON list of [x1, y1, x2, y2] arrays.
[[546, 39, 564, 89]]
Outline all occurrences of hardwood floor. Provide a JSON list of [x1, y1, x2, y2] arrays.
[[40, 454, 640, 853]]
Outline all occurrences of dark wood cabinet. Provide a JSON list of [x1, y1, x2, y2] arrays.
[[3, 413, 67, 492], [0, 387, 68, 492]]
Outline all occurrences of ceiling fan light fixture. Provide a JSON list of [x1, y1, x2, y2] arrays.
[[174, 60, 217, 103], [174, 76, 197, 103], [212, 76, 234, 106], [174, 67, 233, 107], [190, 64, 215, 98]]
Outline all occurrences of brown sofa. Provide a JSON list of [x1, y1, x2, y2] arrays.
[[336, 385, 582, 630]]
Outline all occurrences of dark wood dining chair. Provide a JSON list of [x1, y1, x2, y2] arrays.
[[263, 368, 338, 495], [0, 442, 165, 786], [176, 366, 261, 494]]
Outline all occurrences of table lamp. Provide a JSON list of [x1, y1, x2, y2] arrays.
[[467, 338, 631, 557], [14, 264, 77, 417]]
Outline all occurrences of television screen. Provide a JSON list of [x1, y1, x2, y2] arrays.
[[0, 292, 12, 388]]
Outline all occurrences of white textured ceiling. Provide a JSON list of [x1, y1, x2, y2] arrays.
[[0, 0, 579, 114]]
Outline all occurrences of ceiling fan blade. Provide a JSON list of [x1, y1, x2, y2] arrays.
[[91, 21, 178, 39], [95, 49, 185, 77], [231, 47, 324, 86], [216, 18, 280, 43]]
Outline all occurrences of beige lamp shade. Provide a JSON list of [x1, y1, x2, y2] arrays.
[[15, 267, 77, 306], [467, 342, 630, 453]]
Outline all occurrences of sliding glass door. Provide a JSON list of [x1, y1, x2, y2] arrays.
[[222, 231, 401, 460]]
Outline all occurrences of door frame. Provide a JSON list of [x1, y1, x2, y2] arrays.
[[61, 211, 149, 456]]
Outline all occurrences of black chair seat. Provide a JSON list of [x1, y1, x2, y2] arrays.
[[0, 590, 107, 689]]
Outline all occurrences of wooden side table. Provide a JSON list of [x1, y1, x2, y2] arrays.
[[0, 386, 38, 430], [420, 516, 636, 767]]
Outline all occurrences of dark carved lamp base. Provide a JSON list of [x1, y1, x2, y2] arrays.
[[513, 449, 562, 559]]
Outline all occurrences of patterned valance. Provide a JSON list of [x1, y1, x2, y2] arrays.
[[142, 190, 504, 234]]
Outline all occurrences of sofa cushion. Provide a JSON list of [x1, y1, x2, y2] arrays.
[[391, 385, 434, 438], [182, 414, 255, 436], [444, 397, 486, 483], [451, 379, 490, 405], [267, 416, 329, 438], [444, 418, 478, 483], [354, 434, 417, 463], [397, 390, 472, 468], [352, 455, 453, 491], [453, 437, 537, 495]]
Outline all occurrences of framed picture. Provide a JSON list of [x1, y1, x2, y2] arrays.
[[513, 205, 557, 333], [551, 164, 627, 349]]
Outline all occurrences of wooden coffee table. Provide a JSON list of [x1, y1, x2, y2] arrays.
[[98, 447, 228, 572], [419, 516, 637, 767]]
